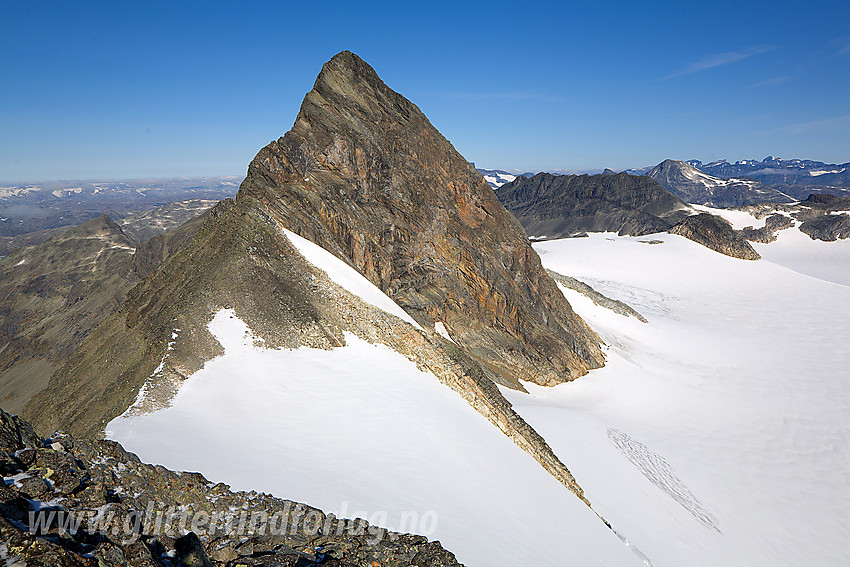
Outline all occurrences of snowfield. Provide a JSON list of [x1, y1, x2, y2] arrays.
[[107, 322, 637, 565], [752, 227, 850, 286], [517, 233, 850, 567], [692, 204, 850, 286], [107, 229, 850, 566]]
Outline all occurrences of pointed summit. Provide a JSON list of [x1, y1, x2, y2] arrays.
[[240, 52, 605, 386], [313, 50, 386, 94], [26, 53, 602, 504], [648, 159, 794, 207]]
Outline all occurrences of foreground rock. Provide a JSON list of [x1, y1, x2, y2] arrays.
[[0, 408, 462, 566]]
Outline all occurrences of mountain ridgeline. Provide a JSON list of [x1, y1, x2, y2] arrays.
[[20, 51, 607, 506], [495, 171, 690, 237], [648, 159, 795, 208], [237, 51, 605, 386], [495, 170, 761, 260]]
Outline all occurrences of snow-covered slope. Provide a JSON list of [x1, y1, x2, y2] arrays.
[[282, 228, 422, 329], [692, 203, 850, 285], [512, 233, 850, 566], [106, 225, 850, 566], [107, 309, 640, 566], [752, 227, 850, 286], [477, 168, 518, 188]]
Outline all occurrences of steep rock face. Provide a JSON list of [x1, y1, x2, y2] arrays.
[[238, 51, 603, 386], [669, 213, 761, 260], [649, 159, 794, 207], [495, 171, 688, 238]]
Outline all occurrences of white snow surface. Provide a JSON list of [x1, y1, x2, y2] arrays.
[[688, 205, 850, 286], [105, 229, 850, 566], [690, 204, 769, 229], [515, 233, 850, 567], [282, 228, 422, 330], [434, 321, 454, 342], [482, 172, 517, 187], [752, 227, 850, 286], [107, 309, 639, 566]]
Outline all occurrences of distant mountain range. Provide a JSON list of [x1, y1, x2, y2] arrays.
[[476, 168, 521, 188], [495, 171, 689, 238], [495, 171, 761, 260], [688, 156, 849, 185], [481, 155, 850, 207], [0, 176, 240, 237], [647, 160, 796, 208]]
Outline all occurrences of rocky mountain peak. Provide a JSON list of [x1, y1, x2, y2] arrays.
[[239, 51, 604, 386], [22, 52, 601, 504], [648, 158, 793, 208], [311, 50, 390, 103], [65, 214, 133, 243]]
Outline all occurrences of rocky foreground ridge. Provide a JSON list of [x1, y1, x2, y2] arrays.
[[0, 409, 462, 566]]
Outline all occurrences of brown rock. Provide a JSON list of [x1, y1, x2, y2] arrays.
[[670, 213, 761, 260], [239, 51, 604, 385]]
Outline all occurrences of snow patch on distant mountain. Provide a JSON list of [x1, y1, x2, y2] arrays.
[[477, 168, 518, 188], [648, 160, 795, 207]]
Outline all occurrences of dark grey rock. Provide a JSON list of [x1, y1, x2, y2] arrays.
[[0, 408, 464, 567], [495, 171, 687, 238], [669, 214, 761, 260], [547, 270, 647, 323], [648, 159, 794, 207], [0, 411, 41, 452], [175, 532, 214, 567]]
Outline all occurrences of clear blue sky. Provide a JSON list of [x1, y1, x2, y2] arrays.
[[2, 0, 848, 180]]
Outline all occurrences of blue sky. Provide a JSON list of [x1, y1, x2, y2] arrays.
[[2, 0, 848, 180]]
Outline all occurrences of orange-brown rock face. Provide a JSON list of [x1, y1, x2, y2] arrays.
[[239, 51, 604, 386]]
